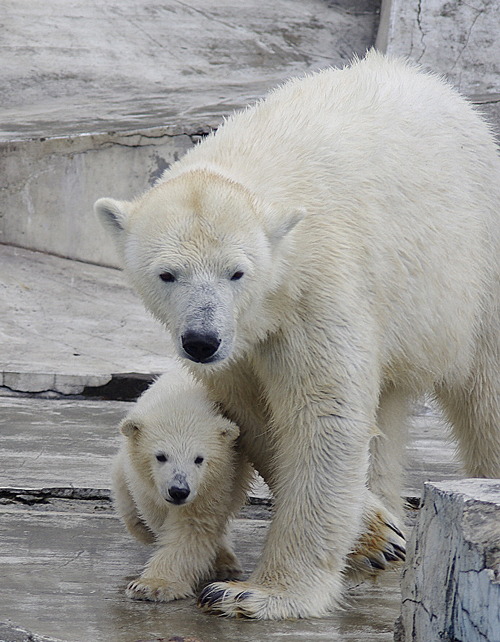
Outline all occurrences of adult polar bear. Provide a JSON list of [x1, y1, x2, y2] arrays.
[[96, 51, 500, 619]]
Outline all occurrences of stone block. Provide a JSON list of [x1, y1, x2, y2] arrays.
[[397, 479, 500, 642], [377, 0, 500, 95], [0, 128, 198, 267]]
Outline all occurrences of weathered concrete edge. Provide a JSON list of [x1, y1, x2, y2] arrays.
[[0, 123, 218, 268], [0, 372, 159, 398], [0, 487, 274, 509], [0, 121, 219, 147], [0, 620, 65, 642]]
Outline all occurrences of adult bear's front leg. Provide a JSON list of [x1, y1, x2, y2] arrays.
[[199, 350, 377, 619]]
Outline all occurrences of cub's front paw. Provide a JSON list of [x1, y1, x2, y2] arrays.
[[126, 577, 194, 602]]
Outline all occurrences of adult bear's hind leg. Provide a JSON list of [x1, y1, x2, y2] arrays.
[[435, 322, 500, 479]]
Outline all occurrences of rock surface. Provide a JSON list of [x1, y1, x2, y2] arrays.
[[398, 479, 500, 642]]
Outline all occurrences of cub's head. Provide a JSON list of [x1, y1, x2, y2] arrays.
[[121, 373, 240, 506], [95, 169, 303, 367]]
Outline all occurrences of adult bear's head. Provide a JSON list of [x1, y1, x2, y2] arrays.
[[95, 169, 303, 368]]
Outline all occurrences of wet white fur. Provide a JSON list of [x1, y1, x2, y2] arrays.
[[113, 368, 253, 601], [98, 51, 500, 618]]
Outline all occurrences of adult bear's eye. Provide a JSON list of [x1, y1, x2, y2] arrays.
[[194, 456, 204, 465], [159, 272, 175, 283], [230, 271, 244, 281], [156, 452, 168, 463]]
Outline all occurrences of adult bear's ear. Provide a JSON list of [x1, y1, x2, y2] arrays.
[[267, 207, 306, 246], [120, 418, 143, 438], [94, 198, 132, 252], [219, 418, 240, 442]]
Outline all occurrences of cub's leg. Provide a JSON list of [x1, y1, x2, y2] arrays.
[[126, 513, 222, 602], [112, 453, 155, 545], [214, 533, 243, 581]]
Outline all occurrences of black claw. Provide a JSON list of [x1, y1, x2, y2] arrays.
[[235, 590, 252, 602], [392, 543, 406, 559], [382, 549, 400, 563], [369, 558, 386, 571], [198, 585, 227, 607], [386, 522, 405, 540]]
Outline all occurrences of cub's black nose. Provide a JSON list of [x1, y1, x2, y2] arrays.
[[168, 485, 190, 504], [181, 332, 221, 363]]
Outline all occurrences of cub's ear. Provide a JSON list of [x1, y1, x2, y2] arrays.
[[94, 198, 132, 250], [267, 207, 306, 246], [120, 418, 143, 438], [219, 418, 240, 442]]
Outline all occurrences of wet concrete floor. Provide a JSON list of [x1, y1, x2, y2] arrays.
[[0, 392, 460, 642]]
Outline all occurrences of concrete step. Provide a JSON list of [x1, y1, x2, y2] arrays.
[[0, 0, 380, 267], [2, 2, 499, 267], [0, 393, 461, 499], [0, 503, 402, 642], [0, 244, 176, 395]]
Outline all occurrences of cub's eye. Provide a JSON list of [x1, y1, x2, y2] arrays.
[[230, 271, 244, 281], [159, 272, 175, 283], [156, 453, 168, 463], [194, 456, 204, 466]]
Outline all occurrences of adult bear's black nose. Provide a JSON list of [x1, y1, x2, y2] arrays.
[[181, 331, 221, 363], [168, 485, 190, 504]]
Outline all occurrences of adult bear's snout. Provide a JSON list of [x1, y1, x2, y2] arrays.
[[181, 331, 221, 363]]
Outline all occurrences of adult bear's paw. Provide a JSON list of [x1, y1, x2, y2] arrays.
[[126, 577, 194, 602], [198, 581, 324, 620], [345, 500, 406, 582]]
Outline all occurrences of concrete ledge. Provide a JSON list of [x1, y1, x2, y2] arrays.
[[0, 245, 177, 392], [377, 0, 500, 95], [0, 127, 205, 267], [397, 479, 500, 642]]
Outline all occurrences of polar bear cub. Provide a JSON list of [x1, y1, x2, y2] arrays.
[[112, 367, 253, 602]]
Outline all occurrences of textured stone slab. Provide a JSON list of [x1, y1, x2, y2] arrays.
[[0, 397, 129, 489], [0, 1, 380, 265], [0, 245, 176, 392], [0, 506, 399, 642], [1, 0, 379, 140], [0, 128, 199, 266], [378, 0, 500, 95], [398, 479, 500, 642]]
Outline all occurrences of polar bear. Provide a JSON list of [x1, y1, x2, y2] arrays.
[[96, 51, 500, 619], [112, 368, 253, 602]]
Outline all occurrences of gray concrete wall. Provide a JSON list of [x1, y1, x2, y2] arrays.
[[1, 127, 203, 267], [2, 1, 500, 267], [378, 0, 500, 96], [0, 0, 379, 266]]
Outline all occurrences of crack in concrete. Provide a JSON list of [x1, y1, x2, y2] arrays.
[[449, 4, 484, 74], [415, 0, 426, 62], [0, 488, 112, 502], [59, 549, 85, 568]]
